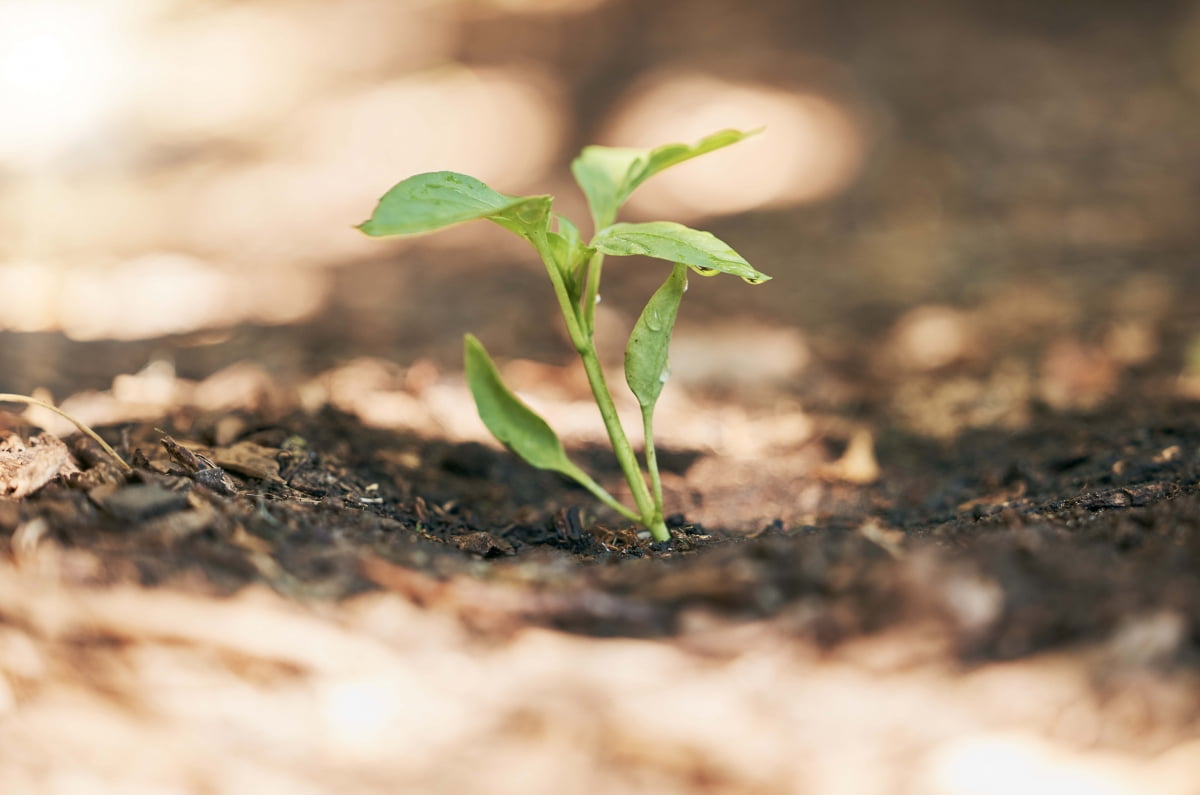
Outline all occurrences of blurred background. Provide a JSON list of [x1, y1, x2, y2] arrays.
[[1, 0, 1199, 441]]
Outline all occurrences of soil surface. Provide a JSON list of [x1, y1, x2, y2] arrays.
[[3, 1, 1200, 793]]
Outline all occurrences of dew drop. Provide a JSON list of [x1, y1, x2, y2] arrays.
[[594, 294, 602, 304], [658, 369, 670, 384]]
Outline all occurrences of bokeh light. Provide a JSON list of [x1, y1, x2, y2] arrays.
[[0, 0, 131, 166], [477, 0, 608, 14], [603, 70, 866, 219], [0, 1, 568, 340]]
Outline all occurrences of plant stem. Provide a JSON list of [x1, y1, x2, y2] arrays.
[[574, 345, 660, 531], [532, 233, 588, 349], [581, 250, 605, 333], [564, 463, 642, 523], [532, 235, 667, 540], [581, 209, 617, 334], [0, 393, 132, 471], [646, 515, 670, 543], [640, 405, 665, 519]]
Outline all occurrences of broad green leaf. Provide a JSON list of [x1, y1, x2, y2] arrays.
[[636, 128, 761, 193], [625, 263, 687, 409], [463, 334, 578, 475], [571, 128, 759, 229], [488, 195, 553, 241], [464, 337, 641, 524], [570, 146, 644, 229], [592, 221, 771, 284], [358, 171, 551, 241]]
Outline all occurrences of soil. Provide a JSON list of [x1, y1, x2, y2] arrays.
[[4, 1, 1200, 793], [9, 393, 1200, 654]]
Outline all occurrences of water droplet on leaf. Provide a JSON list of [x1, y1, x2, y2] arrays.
[[658, 369, 670, 384]]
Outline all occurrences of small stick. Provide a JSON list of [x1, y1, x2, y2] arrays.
[[0, 393, 132, 472]]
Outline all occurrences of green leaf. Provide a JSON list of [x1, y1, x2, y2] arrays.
[[636, 128, 761, 191], [546, 214, 594, 301], [464, 336, 642, 524], [357, 171, 551, 241], [571, 128, 760, 229], [488, 195, 553, 241], [625, 264, 687, 409], [463, 334, 580, 476], [547, 215, 593, 271], [592, 221, 771, 284], [570, 147, 641, 230], [555, 214, 582, 257]]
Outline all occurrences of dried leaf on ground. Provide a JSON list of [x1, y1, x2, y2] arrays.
[[212, 440, 286, 484], [161, 435, 239, 496], [0, 432, 78, 499]]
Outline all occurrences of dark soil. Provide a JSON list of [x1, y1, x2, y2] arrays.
[[5, 381, 1200, 661], [3, 1, 1200, 791]]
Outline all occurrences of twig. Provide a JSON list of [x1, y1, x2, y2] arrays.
[[0, 393, 132, 472]]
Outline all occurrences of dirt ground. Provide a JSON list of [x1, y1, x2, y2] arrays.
[[3, 1, 1200, 793]]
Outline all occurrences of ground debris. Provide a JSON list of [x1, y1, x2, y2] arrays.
[[160, 435, 239, 496], [0, 432, 78, 499], [88, 482, 191, 523], [211, 440, 286, 485]]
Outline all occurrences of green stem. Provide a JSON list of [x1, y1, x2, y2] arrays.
[[531, 233, 663, 537], [529, 231, 588, 346], [563, 463, 641, 523], [640, 406, 665, 519], [581, 209, 615, 334], [575, 346, 658, 527], [0, 393, 132, 471], [581, 250, 605, 333]]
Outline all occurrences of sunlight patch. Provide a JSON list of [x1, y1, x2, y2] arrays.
[[0, 254, 329, 340], [0, 0, 132, 166], [603, 71, 866, 218]]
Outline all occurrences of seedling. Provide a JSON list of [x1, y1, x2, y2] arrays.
[[359, 129, 769, 541]]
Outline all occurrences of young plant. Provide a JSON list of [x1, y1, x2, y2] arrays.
[[358, 129, 770, 541]]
